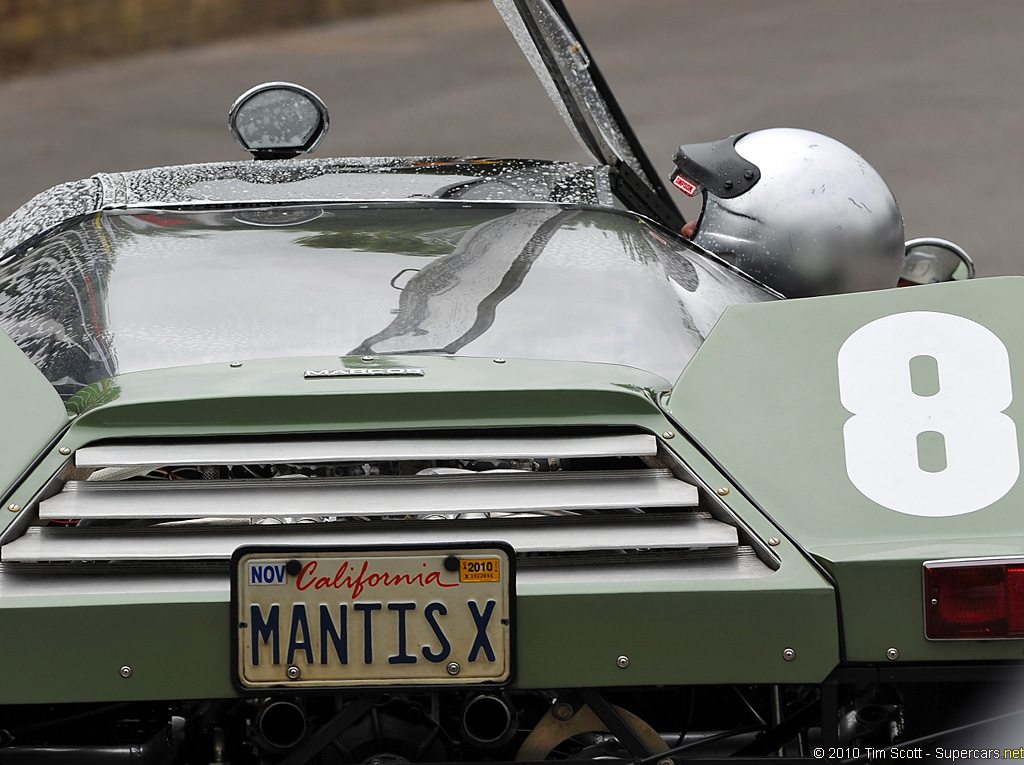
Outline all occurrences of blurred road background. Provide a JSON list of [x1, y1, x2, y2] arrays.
[[1, 0, 1023, 275]]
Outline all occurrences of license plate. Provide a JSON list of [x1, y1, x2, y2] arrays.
[[231, 544, 514, 690]]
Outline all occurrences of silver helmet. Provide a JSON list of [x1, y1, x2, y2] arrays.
[[671, 128, 904, 298]]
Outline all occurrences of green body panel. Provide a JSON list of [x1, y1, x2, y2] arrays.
[[0, 592, 233, 704], [667, 277, 1024, 662], [0, 573, 838, 704], [514, 567, 837, 688], [0, 330, 68, 506], [0, 354, 841, 702], [62, 355, 670, 437]]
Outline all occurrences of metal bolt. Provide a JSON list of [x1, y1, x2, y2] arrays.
[[616, 655, 630, 668], [447, 662, 461, 676], [768, 537, 781, 546], [286, 665, 301, 680], [931, 598, 939, 606], [782, 648, 796, 662], [662, 431, 675, 440], [59, 447, 71, 455], [553, 702, 574, 721], [229, 361, 243, 368], [7, 504, 20, 513], [717, 487, 730, 496], [886, 647, 899, 661], [493, 358, 506, 364], [361, 356, 374, 362], [120, 666, 132, 678]]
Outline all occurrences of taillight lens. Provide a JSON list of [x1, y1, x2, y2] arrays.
[[925, 561, 1024, 639]]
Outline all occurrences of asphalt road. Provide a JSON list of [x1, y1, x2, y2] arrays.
[[1, 0, 1023, 275]]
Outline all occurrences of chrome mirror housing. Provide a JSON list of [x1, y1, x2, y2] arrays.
[[901, 237, 975, 285], [228, 82, 329, 160]]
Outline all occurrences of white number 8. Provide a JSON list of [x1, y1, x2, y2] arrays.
[[838, 311, 1019, 517]]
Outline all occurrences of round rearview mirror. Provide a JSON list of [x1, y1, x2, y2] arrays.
[[900, 237, 975, 286], [229, 82, 329, 160]]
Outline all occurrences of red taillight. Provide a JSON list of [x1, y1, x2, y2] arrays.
[[925, 561, 1024, 639]]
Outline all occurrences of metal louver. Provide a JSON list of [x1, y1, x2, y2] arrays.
[[2, 432, 771, 580]]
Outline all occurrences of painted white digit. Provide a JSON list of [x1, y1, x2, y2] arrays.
[[838, 311, 1018, 517]]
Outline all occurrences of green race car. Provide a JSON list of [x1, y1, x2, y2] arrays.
[[0, 1, 1015, 762]]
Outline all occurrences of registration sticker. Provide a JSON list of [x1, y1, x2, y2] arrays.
[[460, 558, 501, 583], [231, 544, 514, 691]]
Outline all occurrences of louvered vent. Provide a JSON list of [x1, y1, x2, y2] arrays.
[[2, 432, 769, 578]]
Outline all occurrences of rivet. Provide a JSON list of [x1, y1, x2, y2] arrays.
[[553, 702, 574, 721], [717, 487, 730, 496], [886, 647, 899, 661], [229, 361, 242, 368], [930, 598, 938, 606], [58, 447, 71, 456], [286, 665, 301, 680], [119, 665, 132, 678], [616, 655, 630, 668], [447, 661, 461, 676], [493, 358, 506, 364], [7, 504, 20, 513], [662, 431, 675, 440], [782, 648, 796, 661], [768, 537, 781, 546], [361, 355, 374, 362]]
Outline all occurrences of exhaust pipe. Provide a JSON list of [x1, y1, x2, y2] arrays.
[[461, 694, 517, 749], [0, 716, 184, 765], [256, 700, 307, 751]]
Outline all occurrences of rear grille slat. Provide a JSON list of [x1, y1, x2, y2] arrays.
[[2, 514, 736, 567], [39, 469, 696, 521], [74, 433, 658, 468]]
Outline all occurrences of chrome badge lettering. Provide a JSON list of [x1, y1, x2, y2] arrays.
[[304, 368, 425, 379]]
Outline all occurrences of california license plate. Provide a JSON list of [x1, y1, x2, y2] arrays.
[[231, 544, 514, 690]]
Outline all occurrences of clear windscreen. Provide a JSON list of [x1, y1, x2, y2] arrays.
[[0, 202, 774, 399]]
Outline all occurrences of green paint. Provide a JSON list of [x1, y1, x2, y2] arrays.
[[909, 353, 940, 397], [667, 277, 1024, 662], [0, 330, 68, 535]]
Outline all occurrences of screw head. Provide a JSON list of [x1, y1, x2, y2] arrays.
[[616, 655, 630, 668], [717, 487, 730, 496], [493, 358, 506, 364], [768, 537, 781, 546], [886, 647, 899, 661], [286, 665, 301, 680], [553, 702, 574, 721], [361, 355, 374, 362], [119, 665, 132, 678], [782, 648, 796, 661], [229, 361, 243, 368], [7, 504, 20, 513], [58, 447, 71, 455], [447, 661, 461, 676], [662, 431, 675, 440]]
